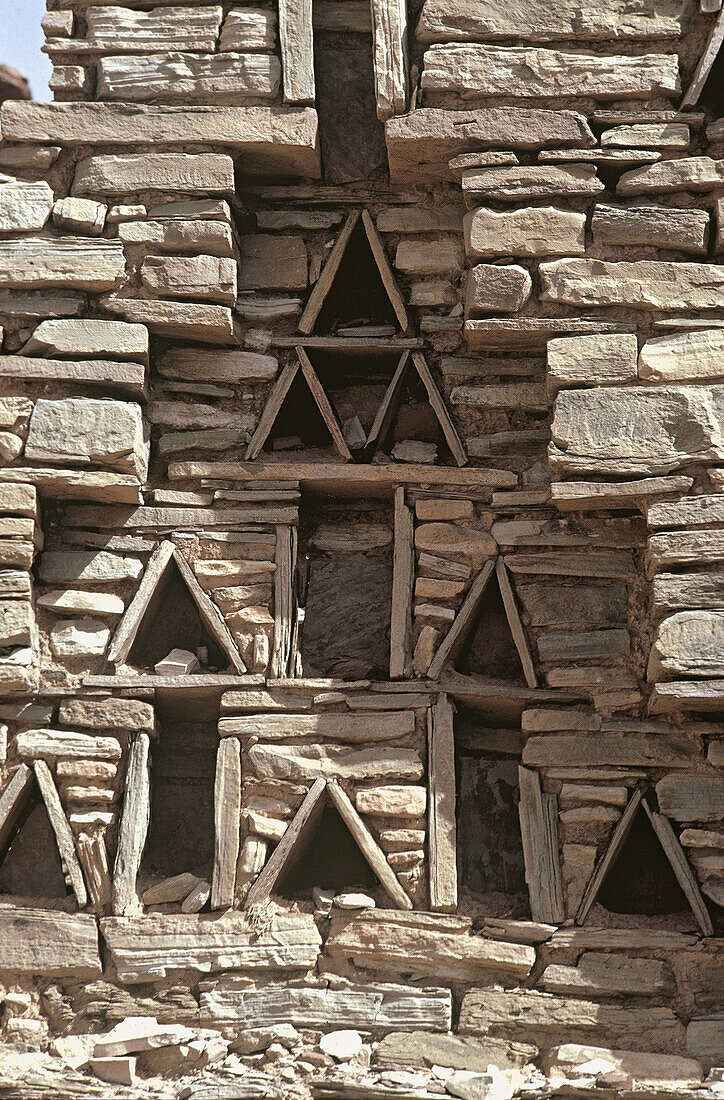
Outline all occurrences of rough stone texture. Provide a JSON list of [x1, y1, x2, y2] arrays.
[[639, 330, 724, 383], [547, 334, 638, 391], [0, 178, 53, 233], [85, 6, 224, 51], [462, 165, 604, 203], [25, 398, 149, 479], [617, 157, 724, 196], [465, 264, 532, 315], [591, 204, 709, 254], [140, 255, 237, 305], [73, 154, 235, 196], [98, 53, 281, 104], [649, 611, 724, 679], [540, 260, 724, 311], [0, 237, 125, 290], [421, 45, 680, 99], [465, 207, 585, 258], [38, 551, 143, 584], [656, 775, 724, 823], [52, 197, 107, 236], [220, 9, 277, 51], [100, 296, 235, 343], [239, 235, 308, 291], [23, 319, 149, 362], [50, 618, 111, 659], [118, 219, 233, 256]]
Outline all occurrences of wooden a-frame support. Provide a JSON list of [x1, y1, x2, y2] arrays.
[[107, 539, 246, 674], [244, 776, 413, 910], [298, 209, 409, 335], [427, 555, 536, 685], [576, 786, 713, 936]]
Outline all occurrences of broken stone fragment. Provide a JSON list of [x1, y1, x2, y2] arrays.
[[93, 1016, 197, 1059], [466, 263, 531, 315], [25, 397, 149, 479], [391, 440, 438, 463], [182, 879, 211, 912], [355, 784, 427, 816], [50, 617, 111, 659], [0, 178, 53, 232], [0, 431, 22, 462], [52, 196, 107, 236], [221, 8, 277, 51], [320, 1030, 363, 1060], [23, 318, 149, 363], [155, 647, 201, 675]]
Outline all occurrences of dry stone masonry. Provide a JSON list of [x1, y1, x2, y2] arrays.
[[0, 0, 723, 1096]]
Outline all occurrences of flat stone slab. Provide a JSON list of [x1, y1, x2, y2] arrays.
[[0, 236, 125, 291], [0, 179, 54, 233], [23, 318, 148, 362], [25, 396, 149, 479], [541, 259, 724, 311], [0, 908, 102, 978], [375, 1031, 536, 1071], [465, 207, 585, 258], [98, 52, 280, 104], [73, 153, 234, 196]]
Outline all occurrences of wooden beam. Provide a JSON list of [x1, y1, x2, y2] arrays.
[[113, 732, 150, 916], [427, 559, 495, 680], [390, 486, 414, 679], [518, 766, 565, 924], [211, 736, 242, 910], [173, 548, 247, 674], [681, 7, 724, 107], [297, 345, 353, 461], [496, 558, 537, 689], [326, 780, 412, 909], [33, 759, 88, 909], [245, 359, 299, 460], [365, 351, 409, 456], [107, 540, 175, 665], [641, 792, 714, 937], [298, 211, 360, 335], [279, 0, 315, 105], [0, 763, 34, 855], [76, 832, 112, 913], [428, 694, 457, 912], [576, 786, 643, 924], [244, 776, 327, 908], [271, 524, 297, 679], [370, 0, 409, 120], [361, 209, 409, 331], [411, 352, 467, 468]]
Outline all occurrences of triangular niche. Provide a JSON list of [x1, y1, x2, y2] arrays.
[[298, 209, 409, 336], [428, 557, 537, 686], [244, 777, 412, 910], [576, 787, 713, 936], [245, 349, 352, 461], [0, 764, 75, 901], [107, 540, 246, 673]]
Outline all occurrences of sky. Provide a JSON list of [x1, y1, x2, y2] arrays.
[[3, 0, 52, 100]]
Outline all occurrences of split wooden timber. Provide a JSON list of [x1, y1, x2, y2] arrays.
[[112, 732, 150, 916], [33, 760, 88, 909], [76, 831, 112, 912], [279, 0, 315, 106], [271, 523, 297, 678], [0, 763, 34, 854], [428, 694, 457, 912], [576, 786, 644, 925], [371, 0, 408, 120], [211, 736, 242, 910], [681, 7, 724, 107], [427, 559, 495, 680], [495, 557, 537, 689], [518, 766, 565, 924], [107, 539, 246, 674], [390, 486, 414, 679]]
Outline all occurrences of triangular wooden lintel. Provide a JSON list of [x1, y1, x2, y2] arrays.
[[245, 351, 352, 462], [244, 776, 412, 910], [108, 540, 246, 674], [298, 208, 409, 335], [366, 350, 467, 466], [427, 556, 534, 683], [576, 787, 713, 936]]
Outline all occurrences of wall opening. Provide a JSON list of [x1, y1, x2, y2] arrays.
[[142, 692, 218, 885], [307, 348, 399, 460], [456, 576, 525, 681], [298, 495, 393, 679], [262, 366, 336, 455], [597, 806, 689, 916], [276, 802, 378, 899], [0, 797, 68, 899], [454, 707, 527, 915], [314, 216, 398, 333], [314, 32, 387, 183]]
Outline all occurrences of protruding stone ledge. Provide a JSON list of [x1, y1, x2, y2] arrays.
[[0, 102, 321, 178]]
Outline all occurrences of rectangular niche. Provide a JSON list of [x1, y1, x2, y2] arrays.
[[297, 494, 393, 679]]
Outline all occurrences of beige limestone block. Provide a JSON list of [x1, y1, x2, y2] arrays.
[[618, 157, 724, 196], [547, 333, 638, 391], [0, 236, 125, 291], [639, 330, 724, 383], [0, 178, 53, 232], [73, 153, 235, 196], [540, 259, 724, 311], [86, 5, 223, 51], [466, 263, 532, 314], [98, 52, 280, 104], [23, 318, 148, 363], [141, 254, 237, 305], [25, 397, 149, 479], [464, 206, 585, 258], [52, 196, 107, 235]]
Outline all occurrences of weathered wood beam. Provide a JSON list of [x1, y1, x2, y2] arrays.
[[76, 831, 112, 913], [365, 351, 410, 456], [113, 732, 150, 916], [576, 786, 643, 924], [326, 781, 412, 910], [390, 486, 414, 679], [211, 736, 242, 910], [172, 548, 247, 674], [279, 0, 315, 106], [361, 209, 409, 331], [427, 559, 495, 680], [428, 694, 457, 912], [297, 345, 353, 461], [0, 763, 34, 854], [33, 759, 88, 909], [411, 352, 467, 468], [518, 766, 565, 924], [371, 0, 409, 119], [681, 7, 724, 106], [496, 558, 537, 689], [245, 358, 299, 460], [244, 776, 327, 908], [271, 524, 297, 678], [108, 540, 175, 665], [298, 211, 360, 335], [641, 792, 714, 937]]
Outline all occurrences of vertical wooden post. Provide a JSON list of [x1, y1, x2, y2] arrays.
[[271, 524, 297, 678], [211, 736, 242, 910], [370, 0, 409, 120], [428, 694, 457, 912], [113, 732, 150, 916], [518, 766, 565, 924], [390, 486, 414, 679], [279, 0, 315, 105]]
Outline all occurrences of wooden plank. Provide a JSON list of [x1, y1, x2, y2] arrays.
[[411, 352, 467, 469], [576, 786, 643, 924], [33, 759, 88, 908], [279, 0, 314, 105], [244, 776, 327, 908], [641, 792, 714, 937], [271, 524, 297, 678], [173, 548, 247, 674], [245, 358, 299, 461], [76, 831, 112, 912], [361, 209, 409, 331], [365, 350, 409, 456], [496, 558, 537, 689], [113, 733, 150, 916], [107, 540, 174, 665], [681, 7, 724, 106], [211, 736, 241, 910], [370, 0, 408, 120], [427, 559, 495, 680], [297, 345, 353, 461], [298, 211, 360, 335], [0, 763, 34, 855], [428, 694, 457, 912], [518, 766, 565, 924], [390, 486, 414, 679], [326, 780, 412, 909]]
